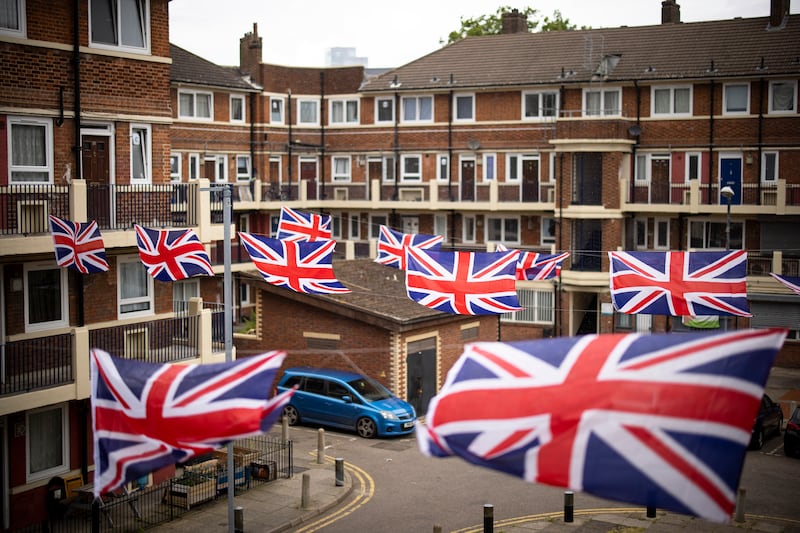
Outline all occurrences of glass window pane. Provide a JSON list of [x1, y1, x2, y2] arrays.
[[487, 219, 502, 241], [726, 85, 748, 112], [674, 88, 690, 113], [11, 123, 46, 167], [196, 94, 210, 118], [131, 128, 146, 180], [603, 91, 619, 115], [179, 93, 193, 116], [231, 97, 243, 120], [456, 95, 472, 119], [419, 97, 432, 120], [504, 218, 519, 241], [28, 269, 62, 324], [346, 101, 358, 122], [0, 0, 20, 30], [119, 0, 144, 48], [586, 92, 600, 115], [377, 99, 393, 121], [772, 82, 794, 111], [91, 0, 117, 45], [654, 89, 670, 113], [29, 408, 64, 474], [525, 93, 539, 117], [300, 101, 316, 123], [542, 93, 557, 116], [402, 98, 416, 120], [331, 101, 343, 122], [121, 261, 147, 299]]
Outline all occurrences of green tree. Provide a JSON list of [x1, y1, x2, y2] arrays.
[[442, 6, 583, 45]]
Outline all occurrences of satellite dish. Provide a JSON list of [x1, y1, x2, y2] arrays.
[[467, 139, 481, 151], [628, 125, 642, 137]]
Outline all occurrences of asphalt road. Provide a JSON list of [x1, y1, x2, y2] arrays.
[[284, 425, 799, 533]]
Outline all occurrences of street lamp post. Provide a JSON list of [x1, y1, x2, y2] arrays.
[[720, 185, 734, 332]]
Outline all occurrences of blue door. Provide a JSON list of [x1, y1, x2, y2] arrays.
[[719, 157, 742, 205]]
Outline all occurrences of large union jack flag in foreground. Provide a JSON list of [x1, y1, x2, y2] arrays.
[[417, 328, 787, 523], [239, 232, 350, 294], [406, 248, 522, 314], [276, 206, 331, 242], [496, 243, 569, 281], [770, 272, 800, 296], [375, 225, 443, 269], [609, 250, 751, 316], [48, 215, 109, 274], [134, 225, 213, 282], [91, 349, 293, 498]]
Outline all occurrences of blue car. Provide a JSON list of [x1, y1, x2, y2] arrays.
[[277, 367, 417, 438]]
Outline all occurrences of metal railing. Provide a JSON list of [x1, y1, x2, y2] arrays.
[[0, 184, 70, 235], [0, 333, 73, 396], [89, 315, 201, 364]]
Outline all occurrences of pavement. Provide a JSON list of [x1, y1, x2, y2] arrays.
[[156, 365, 800, 533]]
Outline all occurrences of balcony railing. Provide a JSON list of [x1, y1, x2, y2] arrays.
[[0, 333, 73, 396], [87, 183, 197, 230], [89, 315, 202, 365], [627, 180, 800, 208], [0, 184, 70, 235]]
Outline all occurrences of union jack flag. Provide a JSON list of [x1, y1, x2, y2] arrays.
[[608, 250, 751, 317], [48, 215, 109, 274], [276, 206, 331, 242], [375, 225, 443, 269], [496, 243, 569, 281], [90, 348, 293, 498], [134, 225, 214, 282], [239, 232, 350, 294], [770, 272, 800, 296], [417, 328, 787, 523], [406, 248, 522, 315]]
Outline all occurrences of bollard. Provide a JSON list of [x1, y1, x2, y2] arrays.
[[433, 525, 442, 533], [301, 473, 311, 509], [646, 505, 656, 518], [564, 491, 574, 523], [282, 415, 289, 442], [734, 487, 746, 523], [317, 428, 326, 464], [335, 457, 345, 486], [483, 504, 493, 533], [234, 506, 244, 533]]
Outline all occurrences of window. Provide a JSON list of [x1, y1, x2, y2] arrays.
[[188, 153, 199, 180], [463, 216, 476, 243], [118, 255, 153, 317], [523, 91, 558, 119], [375, 97, 394, 123], [298, 99, 318, 125], [214, 155, 228, 182], [239, 280, 250, 306], [236, 155, 250, 182], [8, 117, 53, 183], [331, 214, 342, 239], [541, 216, 556, 245], [655, 218, 669, 249], [686, 152, 701, 181], [584, 88, 621, 117], [437, 154, 449, 182], [24, 262, 67, 332], [0, 0, 25, 37], [486, 217, 519, 243], [634, 217, 668, 249], [383, 156, 396, 182], [652, 86, 691, 115], [169, 153, 181, 181], [369, 214, 388, 239], [401, 95, 433, 122], [483, 154, 496, 181], [635, 153, 669, 182], [27, 404, 69, 482], [330, 98, 359, 124], [689, 219, 744, 249], [130, 125, 150, 183], [724, 83, 749, 114], [503, 289, 554, 324], [173, 279, 199, 315], [549, 152, 556, 183], [332, 156, 351, 182], [270, 97, 284, 124], [762, 151, 778, 183], [89, 0, 149, 53], [769, 80, 796, 113], [401, 155, 421, 181], [507, 154, 520, 181], [454, 93, 474, 121], [434, 214, 447, 238], [349, 214, 360, 239], [230, 94, 245, 122], [178, 90, 212, 120]]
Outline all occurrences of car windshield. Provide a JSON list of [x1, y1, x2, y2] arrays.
[[347, 377, 391, 401]]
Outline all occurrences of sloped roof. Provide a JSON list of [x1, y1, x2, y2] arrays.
[[170, 44, 260, 91], [362, 15, 800, 92]]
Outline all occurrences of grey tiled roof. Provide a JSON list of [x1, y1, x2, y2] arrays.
[[362, 15, 800, 92], [170, 44, 260, 91]]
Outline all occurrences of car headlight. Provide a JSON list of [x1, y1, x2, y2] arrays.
[[380, 411, 399, 420]]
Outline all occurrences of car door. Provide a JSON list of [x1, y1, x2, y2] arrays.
[[323, 380, 360, 428], [295, 377, 327, 424]]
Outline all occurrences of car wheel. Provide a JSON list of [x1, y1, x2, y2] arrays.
[[283, 405, 299, 426], [775, 415, 784, 437], [753, 427, 765, 450], [356, 417, 377, 438]]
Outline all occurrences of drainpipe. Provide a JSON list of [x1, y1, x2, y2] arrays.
[[319, 71, 326, 200], [757, 77, 765, 204], [448, 88, 453, 201], [706, 79, 715, 205], [249, 92, 256, 196], [287, 91, 292, 200], [557, 152, 564, 337], [393, 91, 400, 203]]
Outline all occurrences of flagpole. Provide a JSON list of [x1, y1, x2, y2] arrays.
[[223, 184, 235, 533]]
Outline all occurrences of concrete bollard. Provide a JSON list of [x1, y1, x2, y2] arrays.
[[282, 415, 289, 442], [301, 473, 311, 509], [433, 525, 442, 533], [335, 458, 345, 486], [646, 505, 656, 518], [234, 506, 244, 533], [564, 491, 574, 523], [483, 504, 493, 533], [734, 487, 746, 522], [317, 428, 326, 464]]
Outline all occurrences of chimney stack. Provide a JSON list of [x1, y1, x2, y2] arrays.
[[769, 0, 790, 29], [501, 9, 528, 34], [661, 0, 681, 24], [239, 22, 262, 77]]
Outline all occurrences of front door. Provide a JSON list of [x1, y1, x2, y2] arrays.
[[402, 216, 419, 234], [522, 157, 539, 202], [460, 159, 475, 201], [301, 160, 317, 200], [720, 155, 742, 205], [82, 135, 111, 227], [406, 337, 437, 416]]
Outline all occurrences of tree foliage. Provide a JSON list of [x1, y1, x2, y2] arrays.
[[443, 6, 584, 45]]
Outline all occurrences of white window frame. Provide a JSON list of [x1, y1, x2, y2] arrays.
[[382, 156, 395, 182], [503, 289, 554, 324], [654, 218, 670, 249], [485, 216, 520, 244], [651, 85, 692, 116], [522, 90, 559, 120], [298, 99, 319, 125], [349, 213, 360, 239], [436, 154, 449, 182], [635, 152, 669, 182], [230, 94, 245, 123], [178, 89, 213, 120], [375, 97, 394, 123], [401, 154, 422, 182], [548, 152, 556, 183], [434, 213, 447, 238], [331, 214, 342, 240], [169, 153, 181, 182], [236, 154, 251, 182], [400, 95, 433, 123], [583, 87, 621, 117], [214, 154, 228, 183], [188, 153, 200, 180], [762, 151, 779, 183], [723, 83, 750, 115], [369, 214, 388, 239], [462, 215, 476, 244], [332, 156, 352, 182], [130, 124, 151, 184], [239, 282, 250, 305], [8, 116, 53, 184], [118, 254, 154, 318], [482, 153, 496, 182], [329, 98, 359, 125], [0, 0, 26, 37], [506, 154, 520, 182], [685, 152, 701, 182], [269, 155, 282, 182], [88, 0, 150, 54], [26, 403, 69, 483], [768, 80, 797, 114], [453, 93, 475, 122], [541, 216, 556, 245], [689, 219, 745, 250], [270, 97, 284, 124], [24, 261, 68, 332]]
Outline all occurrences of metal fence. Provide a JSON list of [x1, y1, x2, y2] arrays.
[[0, 333, 73, 396], [89, 315, 201, 364]]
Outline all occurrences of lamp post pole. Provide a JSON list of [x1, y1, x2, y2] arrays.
[[720, 186, 734, 332]]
